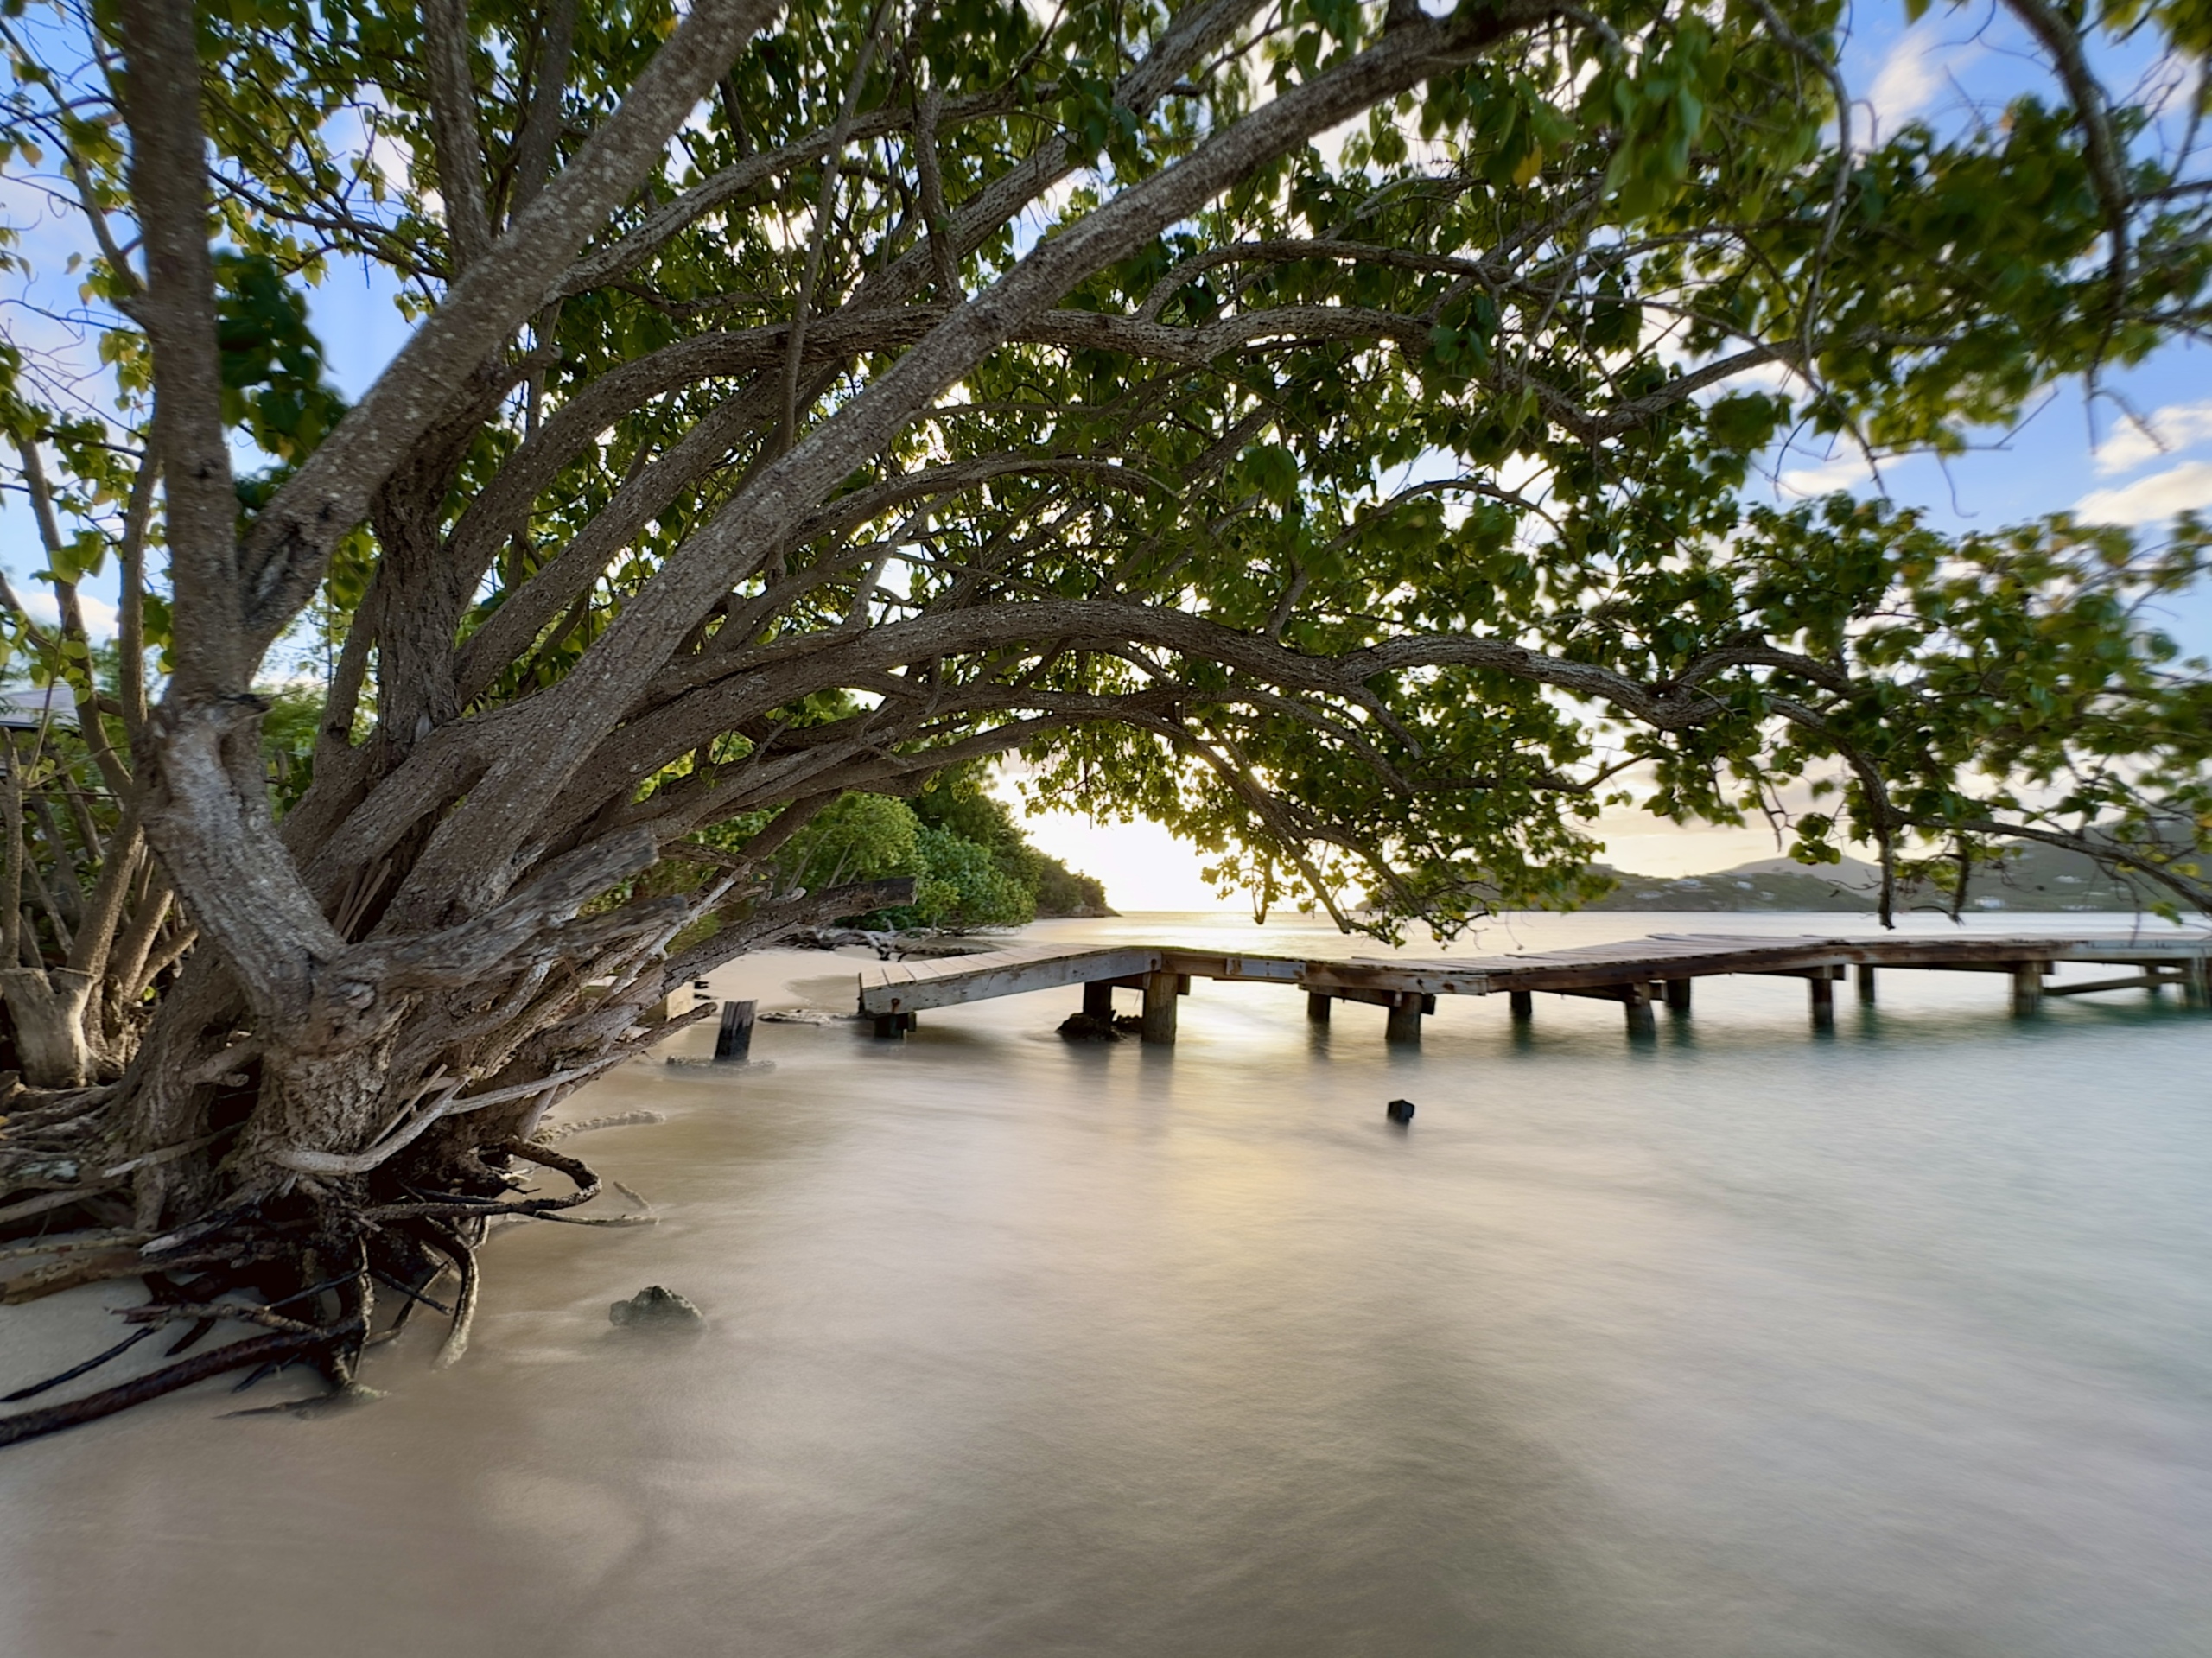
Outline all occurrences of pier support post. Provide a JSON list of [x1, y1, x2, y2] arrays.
[[715, 1000, 757, 1061], [1082, 980, 1116, 1020], [1663, 978, 1692, 1014], [2010, 962, 2044, 1016], [1808, 974, 1834, 1032], [1509, 990, 1534, 1022], [1306, 991, 1332, 1024], [2184, 958, 2210, 1009], [1384, 992, 1424, 1045], [1856, 964, 1877, 1004], [1141, 972, 1179, 1045], [871, 1012, 915, 1039], [1623, 983, 1656, 1038]]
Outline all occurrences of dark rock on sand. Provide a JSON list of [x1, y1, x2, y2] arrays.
[[610, 1286, 707, 1328]]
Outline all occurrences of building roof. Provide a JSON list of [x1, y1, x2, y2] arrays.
[[0, 684, 79, 730]]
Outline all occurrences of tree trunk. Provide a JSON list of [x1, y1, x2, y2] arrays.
[[0, 967, 95, 1088]]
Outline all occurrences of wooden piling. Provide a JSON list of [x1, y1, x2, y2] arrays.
[[1808, 974, 1834, 1031], [1509, 990, 1534, 1022], [1384, 991, 1423, 1044], [1856, 964, 1877, 1003], [715, 1000, 757, 1061], [2011, 962, 2044, 1015], [2185, 959, 2210, 1009], [1141, 972, 1179, 1045], [1082, 980, 1116, 1019], [1663, 978, 1692, 1013], [1306, 991, 1332, 1024], [1624, 982, 1656, 1037]]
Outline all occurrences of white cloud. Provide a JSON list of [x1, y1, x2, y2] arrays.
[[1496, 451, 1550, 496], [1866, 26, 1982, 143], [2093, 399, 2212, 475], [1720, 357, 1811, 397], [1778, 451, 1875, 497], [6, 585, 117, 639], [78, 594, 117, 638], [11, 587, 60, 628], [2073, 459, 2212, 525], [323, 99, 413, 198]]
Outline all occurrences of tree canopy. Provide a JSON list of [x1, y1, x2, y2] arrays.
[[0, 0, 2209, 1439]]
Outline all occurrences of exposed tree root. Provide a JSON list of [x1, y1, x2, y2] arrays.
[[224, 1382, 387, 1420], [425, 1218, 480, 1371], [1, 1247, 154, 1305], [0, 1138, 618, 1449], [2, 1326, 157, 1403], [0, 1326, 340, 1448], [0, 1230, 149, 1264], [0, 1185, 127, 1228], [532, 1111, 664, 1143]]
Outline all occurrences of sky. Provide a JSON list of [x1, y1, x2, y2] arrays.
[[3, 3, 2209, 912]]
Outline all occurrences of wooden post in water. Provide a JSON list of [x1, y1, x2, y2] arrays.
[[1384, 991, 1423, 1044], [1856, 964, 1877, 1004], [1141, 972, 1179, 1045], [1510, 990, 1534, 1022], [1663, 978, 1692, 1014], [1306, 991, 1332, 1024], [1083, 980, 1116, 1020], [715, 1000, 757, 1061], [2011, 962, 2044, 1015], [1808, 972, 1834, 1032], [2184, 957, 2210, 1009], [1623, 982, 1656, 1037]]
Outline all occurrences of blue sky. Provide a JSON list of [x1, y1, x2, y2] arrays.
[[1759, 5, 2212, 658]]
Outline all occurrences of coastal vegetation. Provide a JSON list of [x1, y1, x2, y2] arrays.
[[1, 0, 2209, 1439], [690, 765, 1109, 931]]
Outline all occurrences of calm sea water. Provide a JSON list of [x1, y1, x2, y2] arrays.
[[3, 911, 2210, 1656]]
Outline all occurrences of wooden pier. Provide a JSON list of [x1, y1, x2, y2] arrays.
[[856, 931, 2212, 1043]]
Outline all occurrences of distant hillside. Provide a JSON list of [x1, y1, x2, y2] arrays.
[[1588, 861, 1876, 913], [1587, 836, 2198, 915]]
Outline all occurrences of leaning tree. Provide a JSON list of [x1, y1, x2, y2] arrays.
[[1, 0, 2208, 1439]]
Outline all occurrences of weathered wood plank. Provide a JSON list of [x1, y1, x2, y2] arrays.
[[2045, 974, 2167, 996], [858, 947, 1160, 1014]]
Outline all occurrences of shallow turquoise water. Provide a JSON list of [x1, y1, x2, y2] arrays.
[[3, 912, 2209, 1656]]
